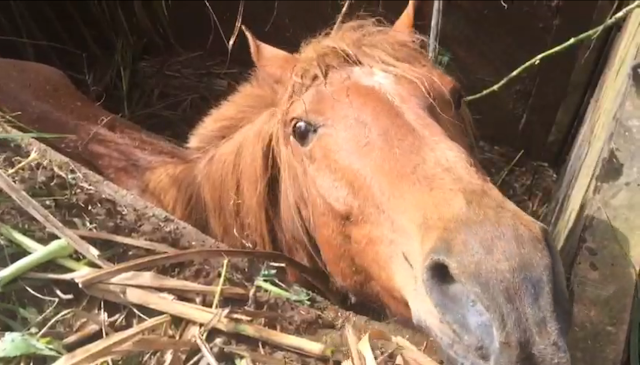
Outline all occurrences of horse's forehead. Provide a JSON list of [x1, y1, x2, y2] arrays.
[[331, 67, 405, 111], [341, 66, 426, 107], [350, 67, 396, 88]]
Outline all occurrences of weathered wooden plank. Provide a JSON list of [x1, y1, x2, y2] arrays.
[[565, 72, 640, 364], [546, 7, 640, 365], [547, 7, 640, 266]]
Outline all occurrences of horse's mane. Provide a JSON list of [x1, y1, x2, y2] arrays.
[[144, 17, 473, 274]]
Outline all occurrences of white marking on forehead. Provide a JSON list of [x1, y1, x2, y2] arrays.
[[349, 67, 401, 108], [351, 67, 396, 90]]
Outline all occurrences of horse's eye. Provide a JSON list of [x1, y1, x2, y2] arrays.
[[291, 119, 316, 146]]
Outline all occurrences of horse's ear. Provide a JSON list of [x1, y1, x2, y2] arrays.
[[392, 0, 417, 33], [242, 26, 296, 80]]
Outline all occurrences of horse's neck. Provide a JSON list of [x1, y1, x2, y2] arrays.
[[84, 126, 210, 234], [141, 156, 211, 234]]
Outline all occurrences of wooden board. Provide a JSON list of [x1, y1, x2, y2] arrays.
[[546, 8, 640, 365]]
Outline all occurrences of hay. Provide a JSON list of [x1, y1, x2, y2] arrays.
[[476, 141, 557, 221], [0, 1, 560, 364], [0, 0, 241, 143]]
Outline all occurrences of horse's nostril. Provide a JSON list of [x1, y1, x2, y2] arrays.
[[420, 258, 498, 362], [427, 260, 456, 286]]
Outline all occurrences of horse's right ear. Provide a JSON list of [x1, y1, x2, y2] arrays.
[[392, 0, 418, 34], [242, 26, 297, 81]]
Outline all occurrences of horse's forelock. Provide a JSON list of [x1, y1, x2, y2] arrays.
[[189, 89, 323, 271], [293, 18, 437, 93]]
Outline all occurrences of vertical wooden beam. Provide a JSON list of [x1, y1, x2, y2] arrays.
[[547, 7, 640, 365], [547, 7, 640, 267]]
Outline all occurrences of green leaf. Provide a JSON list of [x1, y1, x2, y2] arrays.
[[0, 332, 63, 358], [0, 303, 40, 324]]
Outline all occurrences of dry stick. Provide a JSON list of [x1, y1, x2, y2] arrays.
[[464, 1, 640, 102], [212, 258, 230, 310], [332, 0, 352, 35], [116, 336, 197, 352], [344, 325, 364, 365], [52, 315, 171, 365], [224, 0, 245, 71], [85, 283, 334, 358], [0, 170, 112, 268], [194, 334, 220, 365], [496, 149, 524, 187], [75, 248, 340, 304], [69, 229, 178, 253], [428, 0, 443, 61]]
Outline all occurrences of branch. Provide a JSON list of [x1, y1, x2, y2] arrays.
[[428, 0, 443, 60], [464, 1, 640, 102], [332, 0, 352, 35]]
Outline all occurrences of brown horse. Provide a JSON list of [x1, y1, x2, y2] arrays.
[[0, 1, 572, 364]]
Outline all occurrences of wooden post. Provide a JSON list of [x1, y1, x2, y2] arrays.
[[546, 6, 640, 365]]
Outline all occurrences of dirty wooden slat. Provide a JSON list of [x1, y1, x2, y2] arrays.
[[547, 8, 640, 266], [546, 8, 640, 365]]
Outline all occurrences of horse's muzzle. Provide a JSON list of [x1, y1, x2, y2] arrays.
[[416, 231, 572, 365]]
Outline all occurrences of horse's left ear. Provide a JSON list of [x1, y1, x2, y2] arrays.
[[242, 25, 297, 81], [392, 0, 418, 33]]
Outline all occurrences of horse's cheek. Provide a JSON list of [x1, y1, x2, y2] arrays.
[[312, 216, 354, 279]]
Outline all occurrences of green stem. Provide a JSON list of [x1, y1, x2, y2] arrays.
[[465, 1, 640, 102], [0, 224, 87, 271], [254, 279, 294, 299], [0, 239, 74, 290]]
